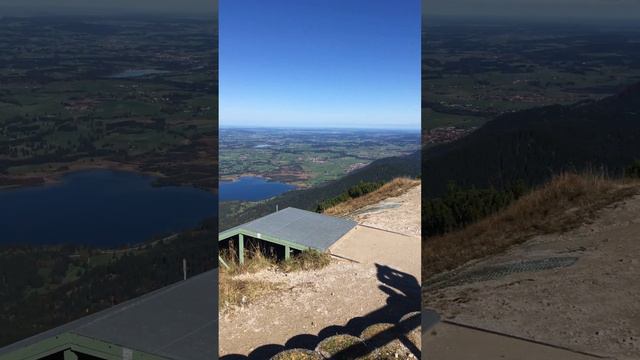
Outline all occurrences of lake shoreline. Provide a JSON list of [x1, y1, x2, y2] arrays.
[[221, 173, 311, 189], [0, 158, 217, 193], [0, 169, 217, 247], [219, 175, 297, 202]]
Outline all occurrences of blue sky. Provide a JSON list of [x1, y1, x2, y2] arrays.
[[220, 0, 421, 130]]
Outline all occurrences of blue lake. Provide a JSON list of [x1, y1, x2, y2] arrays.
[[219, 176, 296, 202], [0, 170, 217, 247]]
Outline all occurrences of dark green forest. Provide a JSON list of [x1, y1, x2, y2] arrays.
[[423, 182, 527, 237], [422, 82, 640, 238], [625, 160, 640, 179], [315, 181, 384, 212], [0, 218, 216, 346], [422, 82, 640, 199]]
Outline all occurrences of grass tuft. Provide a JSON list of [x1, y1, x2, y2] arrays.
[[220, 245, 276, 275], [219, 248, 331, 310], [315, 334, 365, 359], [324, 177, 420, 216], [278, 249, 331, 273], [218, 270, 279, 310]]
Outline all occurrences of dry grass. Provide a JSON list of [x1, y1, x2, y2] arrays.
[[315, 334, 366, 359], [218, 270, 280, 310], [219, 248, 331, 310], [219, 247, 279, 310], [279, 249, 331, 272], [423, 172, 640, 281], [220, 246, 276, 276], [324, 177, 420, 216]]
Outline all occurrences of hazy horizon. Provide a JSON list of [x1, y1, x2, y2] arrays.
[[0, 0, 217, 16], [426, 0, 640, 21], [219, 124, 421, 131]]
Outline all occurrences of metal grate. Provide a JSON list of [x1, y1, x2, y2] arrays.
[[425, 256, 579, 291]]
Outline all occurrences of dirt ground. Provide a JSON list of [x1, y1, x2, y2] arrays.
[[219, 260, 420, 358], [425, 194, 640, 359], [348, 185, 421, 237], [219, 184, 422, 358]]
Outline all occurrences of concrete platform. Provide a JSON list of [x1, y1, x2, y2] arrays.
[[422, 310, 606, 360], [328, 225, 421, 281]]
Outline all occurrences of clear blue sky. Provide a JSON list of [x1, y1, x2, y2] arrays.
[[220, 0, 421, 130]]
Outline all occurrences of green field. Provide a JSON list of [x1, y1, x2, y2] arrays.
[[220, 128, 420, 187], [423, 21, 640, 130], [0, 16, 218, 190]]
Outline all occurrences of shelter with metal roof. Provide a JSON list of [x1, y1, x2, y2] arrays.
[[0, 270, 217, 360], [218, 207, 357, 264]]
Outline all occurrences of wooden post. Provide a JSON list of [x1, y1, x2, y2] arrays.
[[239, 233, 245, 264], [285, 245, 290, 260]]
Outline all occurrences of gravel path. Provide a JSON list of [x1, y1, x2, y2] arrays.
[[349, 185, 421, 237]]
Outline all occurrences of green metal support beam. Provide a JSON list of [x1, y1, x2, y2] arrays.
[[219, 228, 316, 265], [238, 233, 244, 265], [63, 350, 77, 360], [218, 255, 230, 270], [219, 228, 310, 252], [0, 333, 167, 360]]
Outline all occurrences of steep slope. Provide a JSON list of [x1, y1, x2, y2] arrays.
[[424, 182, 640, 359], [220, 151, 420, 230], [423, 173, 639, 278], [423, 82, 640, 198]]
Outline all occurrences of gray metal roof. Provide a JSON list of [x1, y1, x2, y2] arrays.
[[231, 207, 357, 251], [0, 269, 217, 360]]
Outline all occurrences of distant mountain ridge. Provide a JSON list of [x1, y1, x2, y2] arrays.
[[423, 81, 640, 198], [219, 150, 420, 230]]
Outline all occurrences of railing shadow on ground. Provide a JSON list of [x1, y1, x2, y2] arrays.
[[220, 263, 421, 360]]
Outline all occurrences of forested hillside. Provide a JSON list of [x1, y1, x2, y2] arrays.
[[422, 82, 640, 198], [0, 218, 216, 346]]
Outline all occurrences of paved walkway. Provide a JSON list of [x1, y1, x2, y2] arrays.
[[328, 225, 421, 281], [423, 310, 605, 360]]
